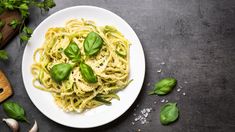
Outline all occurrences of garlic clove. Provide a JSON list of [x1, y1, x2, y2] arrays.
[[2, 118, 19, 132], [29, 120, 38, 132]]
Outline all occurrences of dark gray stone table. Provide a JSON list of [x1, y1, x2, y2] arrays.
[[1, 0, 235, 131]]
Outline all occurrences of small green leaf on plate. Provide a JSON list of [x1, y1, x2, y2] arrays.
[[84, 32, 103, 56]]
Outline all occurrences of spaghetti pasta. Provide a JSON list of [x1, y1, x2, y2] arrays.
[[31, 19, 130, 112]]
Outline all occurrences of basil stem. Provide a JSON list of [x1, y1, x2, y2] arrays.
[[84, 32, 103, 56], [160, 102, 179, 125], [64, 42, 81, 62], [148, 77, 177, 95], [50, 63, 72, 83], [79, 62, 97, 83], [3, 101, 28, 122]]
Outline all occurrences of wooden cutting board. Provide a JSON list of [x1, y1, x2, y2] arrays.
[[0, 10, 21, 49], [0, 70, 13, 103]]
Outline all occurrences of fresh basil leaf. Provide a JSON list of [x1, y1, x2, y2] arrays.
[[50, 63, 72, 83], [84, 32, 103, 56], [64, 42, 81, 63], [20, 26, 33, 43], [3, 2, 14, 10], [44, 0, 56, 8], [160, 103, 179, 125], [20, 33, 30, 42], [20, 9, 29, 18], [0, 50, 8, 60], [19, 3, 29, 10], [19, 3, 29, 18], [3, 101, 28, 122], [23, 26, 33, 35], [148, 77, 177, 95], [80, 62, 97, 83], [34, 0, 56, 12]]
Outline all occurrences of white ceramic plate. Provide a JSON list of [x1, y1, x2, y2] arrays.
[[22, 6, 145, 128]]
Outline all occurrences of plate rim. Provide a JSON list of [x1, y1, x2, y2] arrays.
[[22, 5, 146, 128]]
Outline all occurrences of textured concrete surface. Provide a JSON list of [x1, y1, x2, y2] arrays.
[[1, 0, 235, 131]]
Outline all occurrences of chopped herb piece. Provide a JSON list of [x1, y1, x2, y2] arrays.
[[9, 19, 20, 29], [0, 50, 8, 60]]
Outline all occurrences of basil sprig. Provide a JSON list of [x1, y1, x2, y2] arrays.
[[148, 77, 177, 95], [3, 101, 28, 122], [50, 63, 72, 83], [50, 31, 103, 84], [84, 32, 103, 56], [80, 62, 97, 83], [64, 42, 81, 62], [160, 103, 179, 125]]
